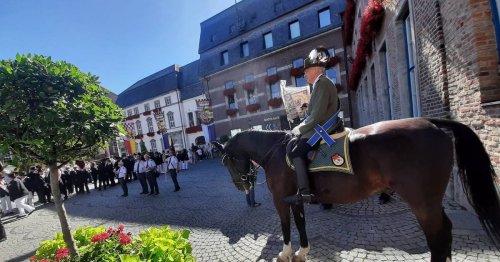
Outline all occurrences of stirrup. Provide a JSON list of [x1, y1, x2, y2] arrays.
[[284, 193, 314, 205]]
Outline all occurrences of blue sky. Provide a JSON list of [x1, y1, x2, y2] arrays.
[[0, 0, 235, 94]]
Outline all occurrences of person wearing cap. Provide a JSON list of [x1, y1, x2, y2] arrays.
[[285, 47, 344, 205]]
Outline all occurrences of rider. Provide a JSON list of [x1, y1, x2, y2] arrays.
[[285, 47, 344, 205]]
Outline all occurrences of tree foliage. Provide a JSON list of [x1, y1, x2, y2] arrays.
[[0, 54, 123, 166]]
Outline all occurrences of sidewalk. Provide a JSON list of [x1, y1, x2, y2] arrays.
[[0, 159, 498, 261]]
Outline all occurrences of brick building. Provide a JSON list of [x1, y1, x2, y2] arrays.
[[198, 0, 351, 137], [346, 0, 500, 206]]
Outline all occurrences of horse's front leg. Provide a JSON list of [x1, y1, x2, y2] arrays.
[[291, 204, 309, 262], [275, 200, 293, 262]]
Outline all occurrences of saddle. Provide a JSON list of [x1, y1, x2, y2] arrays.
[[286, 129, 353, 175]]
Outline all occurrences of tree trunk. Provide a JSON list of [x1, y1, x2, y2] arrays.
[[48, 163, 78, 258]]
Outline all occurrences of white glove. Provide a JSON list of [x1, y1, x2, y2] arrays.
[[291, 126, 301, 136]]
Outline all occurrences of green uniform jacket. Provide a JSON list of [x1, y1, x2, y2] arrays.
[[296, 74, 340, 139]]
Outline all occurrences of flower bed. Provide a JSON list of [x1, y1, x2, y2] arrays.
[[290, 68, 304, 77], [268, 97, 283, 108], [265, 74, 279, 84], [30, 225, 195, 262], [242, 82, 255, 91], [223, 88, 236, 96], [226, 108, 238, 116], [186, 125, 202, 134], [245, 103, 260, 112]]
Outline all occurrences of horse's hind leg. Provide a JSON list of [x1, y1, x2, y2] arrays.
[[291, 204, 309, 262], [411, 204, 452, 262]]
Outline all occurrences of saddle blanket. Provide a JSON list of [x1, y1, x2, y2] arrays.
[[287, 129, 354, 175]]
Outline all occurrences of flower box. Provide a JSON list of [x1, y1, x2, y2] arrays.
[[223, 88, 236, 96], [156, 130, 162, 135], [135, 134, 143, 139], [152, 108, 162, 114], [186, 125, 202, 134], [143, 111, 151, 116], [265, 74, 279, 84], [242, 82, 255, 91], [245, 103, 260, 112], [268, 97, 283, 108], [326, 56, 340, 68], [226, 108, 238, 116], [146, 132, 155, 137], [290, 67, 304, 77], [30, 225, 194, 262], [335, 83, 343, 93]]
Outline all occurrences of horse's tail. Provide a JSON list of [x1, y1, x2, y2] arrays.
[[428, 118, 500, 245]]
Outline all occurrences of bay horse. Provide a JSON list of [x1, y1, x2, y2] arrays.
[[213, 118, 500, 262]]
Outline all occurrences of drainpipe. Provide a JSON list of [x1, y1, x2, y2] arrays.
[[176, 89, 187, 149]]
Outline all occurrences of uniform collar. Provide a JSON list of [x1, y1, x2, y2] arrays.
[[313, 74, 324, 86]]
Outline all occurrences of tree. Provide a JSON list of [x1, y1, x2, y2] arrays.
[[0, 54, 124, 258]]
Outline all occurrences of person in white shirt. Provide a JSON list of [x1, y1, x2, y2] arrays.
[[134, 155, 148, 194], [117, 160, 128, 197], [164, 150, 180, 192], [143, 154, 159, 195]]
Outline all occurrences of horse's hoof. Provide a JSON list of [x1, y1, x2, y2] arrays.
[[291, 254, 306, 262], [276, 256, 290, 262]]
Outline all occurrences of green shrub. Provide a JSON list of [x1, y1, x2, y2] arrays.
[[30, 225, 195, 262]]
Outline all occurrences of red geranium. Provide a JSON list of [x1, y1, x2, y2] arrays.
[[91, 232, 110, 242], [55, 248, 69, 261]]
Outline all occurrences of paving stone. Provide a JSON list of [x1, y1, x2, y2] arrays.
[[0, 159, 498, 261]]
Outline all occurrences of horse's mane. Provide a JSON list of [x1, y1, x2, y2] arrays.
[[225, 130, 292, 156]]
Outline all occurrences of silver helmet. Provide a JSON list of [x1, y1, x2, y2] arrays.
[[304, 47, 330, 69]]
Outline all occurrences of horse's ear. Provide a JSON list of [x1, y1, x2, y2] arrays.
[[212, 141, 225, 153]]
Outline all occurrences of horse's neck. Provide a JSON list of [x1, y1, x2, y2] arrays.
[[245, 132, 284, 167]]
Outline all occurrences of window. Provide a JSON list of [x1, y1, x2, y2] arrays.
[[133, 107, 139, 115], [380, 43, 393, 119], [225, 81, 234, 89], [289, 20, 300, 39], [241, 42, 249, 57], [318, 8, 331, 28], [328, 48, 335, 57], [227, 95, 236, 109], [264, 32, 273, 49], [326, 67, 337, 83], [402, 8, 420, 116], [247, 89, 256, 104], [127, 109, 133, 117], [292, 58, 306, 86], [188, 112, 195, 127], [267, 66, 277, 76], [144, 103, 150, 112], [146, 117, 154, 133], [165, 96, 171, 106], [245, 74, 254, 82], [221, 50, 229, 65], [150, 139, 157, 152], [167, 111, 175, 128], [154, 100, 160, 109], [270, 82, 280, 98], [135, 120, 143, 135]]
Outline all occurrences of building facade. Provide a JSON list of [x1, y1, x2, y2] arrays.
[[198, 0, 351, 138], [346, 0, 500, 206], [116, 63, 204, 153]]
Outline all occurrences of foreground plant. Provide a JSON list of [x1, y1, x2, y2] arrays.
[[30, 225, 195, 262]]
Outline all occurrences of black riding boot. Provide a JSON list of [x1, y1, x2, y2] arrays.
[[284, 157, 314, 204]]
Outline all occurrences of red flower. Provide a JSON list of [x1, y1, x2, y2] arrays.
[[91, 232, 110, 242], [118, 232, 131, 245], [118, 224, 124, 231], [29, 256, 38, 262], [40, 260, 49, 262], [55, 248, 69, 261]]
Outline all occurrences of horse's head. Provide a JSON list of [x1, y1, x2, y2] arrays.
[[212, 141, 256, 192]]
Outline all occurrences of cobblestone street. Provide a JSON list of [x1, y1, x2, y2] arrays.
[[1, 159, 499, 261]]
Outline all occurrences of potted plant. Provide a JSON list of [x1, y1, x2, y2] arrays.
[[245, 103, 260, 112], [268, 97, 283, 108]]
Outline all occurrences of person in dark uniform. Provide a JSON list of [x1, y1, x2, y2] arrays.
[[285, 47, 344, 205]]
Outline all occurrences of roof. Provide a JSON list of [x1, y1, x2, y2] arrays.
[[179, 60, 204, 100], [116, 66, 180, 108], [199, 0, 314, 53]]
